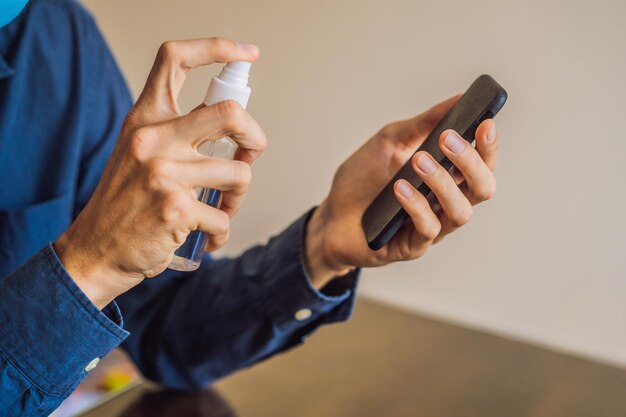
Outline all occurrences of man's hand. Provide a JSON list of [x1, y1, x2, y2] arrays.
[[55, 38, 266, 309], [305, 95, 499, 288]]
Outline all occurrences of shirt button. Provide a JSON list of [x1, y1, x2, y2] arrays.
[[84, 357, 100, 372], [295, 308, 312, 321]]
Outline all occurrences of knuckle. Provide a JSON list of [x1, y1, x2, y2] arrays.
[[215, 100, 245, 130], [231, 160, 252, 189], [218, 230, 231, 247], [409, 200, 441, 240], [213, 210, 230, 236], [469, 148, 485, 169], [414, 199, 433, 219], [157, 41, 178, 62], [172, 229, 189, 246], [449, 206, 473, 228], [209, 37, 228, 50], [216, 99, 239, 117], [423, 222, 441, 241], [389, 148, 408, 168], [123, 109, 142, 130], [257, 131, 268, 153], [207, 230, 230, 251], [145, 158, 172, 190], [128, 127, 155, 161], [398, 245, 415, 261], [159, 192, 189, 225], [378, 122, 398, 140], [475, 179, 497, 201]]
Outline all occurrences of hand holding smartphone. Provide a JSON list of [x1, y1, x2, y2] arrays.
[[361, 74, 507, 250]]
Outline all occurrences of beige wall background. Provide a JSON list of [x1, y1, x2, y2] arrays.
[[82, 0, 626, 367]]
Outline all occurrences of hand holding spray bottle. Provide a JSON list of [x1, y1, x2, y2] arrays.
[[168, 61, 252, 271]]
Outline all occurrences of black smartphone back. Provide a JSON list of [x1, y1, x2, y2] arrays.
[[362, 74, 507, 250]]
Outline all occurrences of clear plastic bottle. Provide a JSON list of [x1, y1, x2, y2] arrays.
[[168, 62, 252, 271]]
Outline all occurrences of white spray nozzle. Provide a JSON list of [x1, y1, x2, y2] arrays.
[[218, 61, 251, 87], [203, 61, 252, 108]]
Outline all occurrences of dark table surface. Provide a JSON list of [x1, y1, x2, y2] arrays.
[[80, 299, 626, 417]]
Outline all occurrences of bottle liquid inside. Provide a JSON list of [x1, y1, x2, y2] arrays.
[[168, 138, 237, 271]]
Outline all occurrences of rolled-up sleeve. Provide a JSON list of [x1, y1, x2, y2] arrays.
[[0, 244, 128, 415]]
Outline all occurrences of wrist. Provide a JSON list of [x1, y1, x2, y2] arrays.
[[54, 231, 129, 310], [304, 203, 354, 289]]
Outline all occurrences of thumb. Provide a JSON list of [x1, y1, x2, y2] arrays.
[[394, 94, 462, 149]]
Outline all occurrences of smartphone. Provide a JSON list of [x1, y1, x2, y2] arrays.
[[361, 74, 507, 250]]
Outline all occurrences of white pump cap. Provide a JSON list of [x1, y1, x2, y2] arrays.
[[203, 61, 252, 108], [219, 62, 251, 86]]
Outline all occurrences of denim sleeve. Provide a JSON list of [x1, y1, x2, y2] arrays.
[[0, 245, 128, 416], [72, 3, 133, 218], [117, 208, 360, 389]]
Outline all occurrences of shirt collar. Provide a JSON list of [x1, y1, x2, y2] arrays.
[[0, 51, 14, 79]]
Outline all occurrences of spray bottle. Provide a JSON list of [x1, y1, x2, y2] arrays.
[[168, 61, 252, 271]]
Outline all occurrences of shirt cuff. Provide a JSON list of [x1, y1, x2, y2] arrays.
[[0, 244, 129, 396], [260, 208, 360, 331]]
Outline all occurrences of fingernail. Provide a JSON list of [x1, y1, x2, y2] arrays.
[[416, 154, 437, 174], [486, 123, 496, 142], [397, 180, 414, 199], [444, 131, 465, 154], [238, 43, 259, 54]]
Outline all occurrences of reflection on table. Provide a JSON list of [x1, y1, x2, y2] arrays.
[[116, 386, 235, 417]]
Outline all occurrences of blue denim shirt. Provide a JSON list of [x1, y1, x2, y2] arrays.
[[0, 1, 358, 415]]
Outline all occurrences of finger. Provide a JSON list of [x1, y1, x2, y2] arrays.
[[175, 158, 251, 218], [474, 119, 498, 171], [394, 179, 442, 245], [445, 120, 498, 186], [411, 152, 473, 230], [170, 157, 251, 194], [160, 100, 267, 163], [439, 129, 496, 204], [449, 166, 466, 185], [188, 200, 231, 251], [391, 94, 462, 149], [219, 188, 248, 218], [137, 38, 259, 118]]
